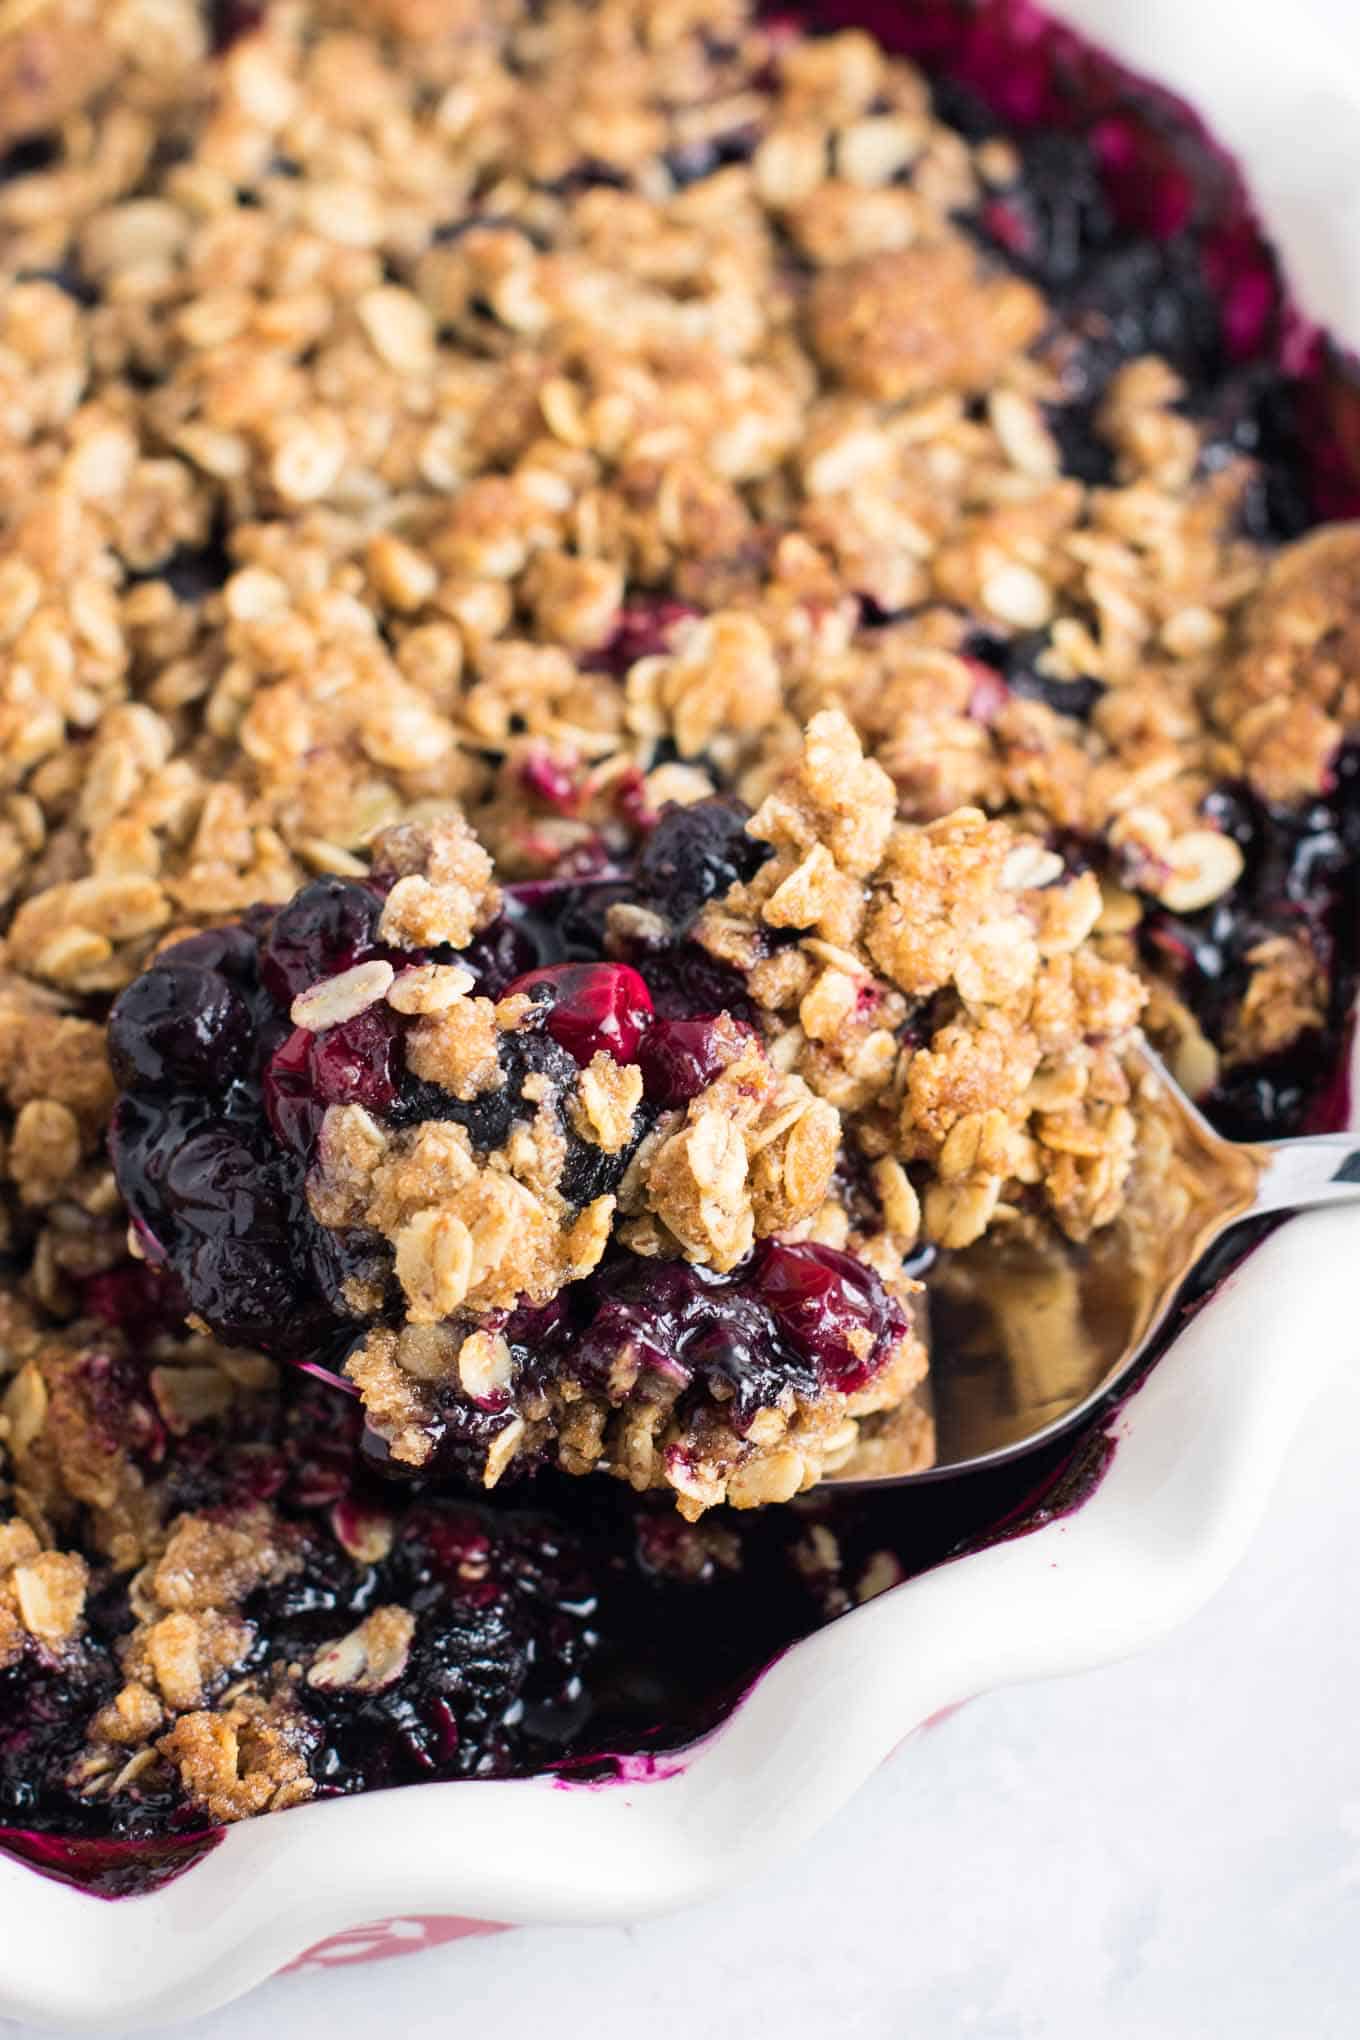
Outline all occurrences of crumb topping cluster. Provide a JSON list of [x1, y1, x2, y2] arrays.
[[701, 708, 1147, 1247]]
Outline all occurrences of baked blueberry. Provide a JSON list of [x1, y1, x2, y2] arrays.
[[634, 799, 771, 933]]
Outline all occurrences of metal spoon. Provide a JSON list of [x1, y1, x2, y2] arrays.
[[829, 1037, 1360, 1489]]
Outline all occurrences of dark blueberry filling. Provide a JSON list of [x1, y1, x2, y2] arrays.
[[404, 1239, 908, 1488], [954, 644, 1358, 1148], [1059, 238, 1225, 399], [540, 161, 633, 200], [16, 264, 99, 308], [0, 136, 61, 183], [957, 91, 1233, 478], [535, 1241, 906, 1415], [662, 127, 760, 188], [634, 797, 772, 933], [974, 131, 1117, 291], [1141, 748, 1360, 1138], [1199, 366, 1316, 544], [0, 1652, 117, 1829], [256, 1503, 601, 1786], [556, 1122, 651, 1208], [394, 1028, 573, 1164], [0, 1347, 1177, 1889], [106, 821, 910, 1499], [128, 535, 233, 601], [967, 629, 1106, 722], [937, 53, 1320, 518]]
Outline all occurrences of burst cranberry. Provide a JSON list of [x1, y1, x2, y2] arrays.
[[503, 963, 654, 1065], [264, 1009, 399, 1152], [612, 765, 654, 831], [310, 1008, 400, 1111], [78, 1347, 166, 1461], [753, 1240, 907, 1394], [262, 1026, 320, 1151], [637, 1016, 739, 1106]]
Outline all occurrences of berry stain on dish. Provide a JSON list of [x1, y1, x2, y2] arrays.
[[0, 0, 1358, 1897]]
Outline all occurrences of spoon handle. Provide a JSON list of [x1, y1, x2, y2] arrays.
[[1252, 1132, 1360, 1217]]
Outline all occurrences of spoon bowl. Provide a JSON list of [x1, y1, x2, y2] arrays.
[[829, 1039, 1360, 1488]]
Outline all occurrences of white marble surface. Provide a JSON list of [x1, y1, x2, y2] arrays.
[[4, 1353, 1358, 2040]]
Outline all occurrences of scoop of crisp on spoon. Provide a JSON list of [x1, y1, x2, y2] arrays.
[[829, 1037, 1360, 1489]]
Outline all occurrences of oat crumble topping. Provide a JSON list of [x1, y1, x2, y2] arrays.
[[0, 0, 1357, 1853]]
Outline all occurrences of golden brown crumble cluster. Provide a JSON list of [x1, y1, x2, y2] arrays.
[[699, 710, 1147, 1250], [78, 1505, 316, 1823], [0, 0, 1356, 1823], [0, 1515, 87, 1671]]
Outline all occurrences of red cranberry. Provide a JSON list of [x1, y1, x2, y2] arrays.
[[417, 1513, 494, 1575], [310, 1007, 400, 1111], [1208, 238, 1277, 360], [503, 963, 654, 1065], [1091, 114, 1195, 242], [753, 1240, 906, 1394], [637, 1016, 741, 1106], [613, 765, 654, 831], [76, 1347, 166, 1461], [964, 660, 1009, 723], [263, 1009, 399, 1151], [981, 196, 1033, 260], [81, 1262, 178, 1337], [520, 750, 579, 812], [602, 599, 699, 670]]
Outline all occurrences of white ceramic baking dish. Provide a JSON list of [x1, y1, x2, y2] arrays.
[[2, 0, 1358, 2024]]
